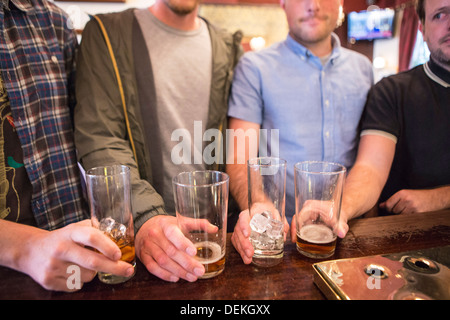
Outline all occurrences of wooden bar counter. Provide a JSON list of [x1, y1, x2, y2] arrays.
[[1, 210, 449, 300]]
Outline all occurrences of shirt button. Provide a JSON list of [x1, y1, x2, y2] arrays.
[[51, 56, 59, 64], [325, 131, 330, 138]]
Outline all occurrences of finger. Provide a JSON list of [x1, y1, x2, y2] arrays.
[[155, 241, 204, 282], [162, 220, 197, 257], [389, 198, 404, 214], [185, 218, 220, 234], [158, 222, 206, 280], [396, 201, 415, 215], [63, 225, 135, 277], [290, 214, 297, 243], [381, 191, 401, 213], [237, 211, 253, 256], [231, 231, 252, 264], [238, 210, 251, 238], [70, 226, 122, 261], [231, 215, 254, 263], [143, 220, 204, 282], [68, 245, 135, 278], [301, 200, 331, 220], [138, 228, 184, 282], [140, 243, 187, 282], [336, 220, 349, 238], [283, 217, 289, 241], [230, 231, 243, 259]]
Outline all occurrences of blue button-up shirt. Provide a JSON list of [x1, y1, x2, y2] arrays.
[[228, 33, 374, 218]]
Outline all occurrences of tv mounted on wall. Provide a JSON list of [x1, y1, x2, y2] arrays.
[[348, 8, 395, 41]]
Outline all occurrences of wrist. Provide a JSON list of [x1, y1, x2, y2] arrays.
[[0, 220, 47, 272]]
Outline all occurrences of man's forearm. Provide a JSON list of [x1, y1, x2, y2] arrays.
[[341, 162, 387, 222], [341, 134, 396, 222], [436, 186, 450, 210], [225, 118, 261, 212], [226, 163, 249, 211], [0, 220, 46, 272]]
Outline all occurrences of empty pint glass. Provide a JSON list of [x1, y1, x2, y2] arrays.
[[173, 171, 229, 279], [294, 161, 346, 259], [86, 165, 136, 284], [247, 157, 286, 267]]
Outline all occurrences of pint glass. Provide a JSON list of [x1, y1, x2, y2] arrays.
[[86, 165, 136, 284], [173, 171, 229, 279], [294, 161, 346, 259], [247, 157, 286, 267]]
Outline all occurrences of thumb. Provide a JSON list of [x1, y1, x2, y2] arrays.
[[336, 219, 349, 238], [290, 214, 297, 243]]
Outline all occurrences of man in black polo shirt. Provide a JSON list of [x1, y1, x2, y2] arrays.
[[336, 0, 450, 238]]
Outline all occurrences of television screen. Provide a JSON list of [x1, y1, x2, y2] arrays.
[[348, 8, 395, 41]]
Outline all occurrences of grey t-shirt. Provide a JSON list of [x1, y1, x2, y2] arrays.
[[135, 9, 212, 214]]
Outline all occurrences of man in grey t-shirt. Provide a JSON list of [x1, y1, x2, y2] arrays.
[[135, 8, 211, 213], [75, 0, 243, 283]]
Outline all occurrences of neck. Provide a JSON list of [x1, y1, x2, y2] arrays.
[[149, 2, 200, 31]]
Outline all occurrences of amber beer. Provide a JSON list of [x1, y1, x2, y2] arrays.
[[194, 241, 225, 279], [98, 235, 136, 284], [86, 165, 136, 284], [296, 224, 337, 259], [113, 236, 136, 265]]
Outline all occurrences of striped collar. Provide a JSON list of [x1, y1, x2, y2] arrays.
[[423, 58, 450, 88]]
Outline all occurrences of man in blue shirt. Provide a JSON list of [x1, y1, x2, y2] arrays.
[[228, 0, 373, 264]]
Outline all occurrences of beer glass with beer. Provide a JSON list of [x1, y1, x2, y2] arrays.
[[86, 165, 136, 284], [173, 171, 229, 279], [247, 157, 286, 267], [294, 161, 346, 259]]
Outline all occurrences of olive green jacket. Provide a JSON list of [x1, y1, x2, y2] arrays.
[[74, 9, 243, 233]]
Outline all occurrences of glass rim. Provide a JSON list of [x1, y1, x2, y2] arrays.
[[86, 164, 130, 177], [172, 170, 229, 188], [294, 160, 346, 174], [247, 157, 287, 167]]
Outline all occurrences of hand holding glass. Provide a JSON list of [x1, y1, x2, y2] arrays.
[[247, 157, 286, 267], [86, 165, 136, 284], [294, 161, 346, 259], [173, 171, 229, 279]]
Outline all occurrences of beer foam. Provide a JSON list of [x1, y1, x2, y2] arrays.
[[194, 241, 224, 264], [298, 224, 336, 244]]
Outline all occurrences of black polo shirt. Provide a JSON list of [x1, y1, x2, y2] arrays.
[[360, 58, 450, 207]]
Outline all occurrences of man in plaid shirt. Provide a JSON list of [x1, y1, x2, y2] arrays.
[[0, 0, 134, 291]]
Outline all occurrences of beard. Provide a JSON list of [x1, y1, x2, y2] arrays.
[[163, 0, 199, 15], [431, 49, 450, 71], [427, 38, 450, 71]]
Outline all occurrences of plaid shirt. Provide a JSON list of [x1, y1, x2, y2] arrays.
[[0, 0, 87, 230]]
